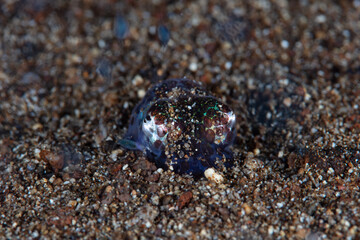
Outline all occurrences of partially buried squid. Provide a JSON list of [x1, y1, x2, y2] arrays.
[[119, 78, 236, 183]]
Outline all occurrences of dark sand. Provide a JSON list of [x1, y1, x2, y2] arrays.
[[1, 0, 359, 239]]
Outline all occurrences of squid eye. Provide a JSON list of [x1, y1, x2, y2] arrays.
[[157, 126, 168, 137]]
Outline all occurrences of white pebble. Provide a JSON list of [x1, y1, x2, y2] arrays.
[[204, 168, 224, 184], [98, 40, 106, 48], [34, 148, 41, 158], [311, 128, 318, 133], [32, 231, 39, 238], [145, 221, 152, 228], [189, 62, 198, 72], [268, 226, 274, 235], [277, 202, 284, 208], [266, 112, 272, 119], [281, 40, 289, 49], [122, 164, 129, 171], [225, 61, 232, 70], [283, 97, 292, 107], [327, 167, 334, 174], [137, 89, 146, 98], [315, 15, 326, 23], [191, 16, 200, 26], [132, 75, 144, 86], [149, 26, 156, 35], [279, 78, 289, 86]]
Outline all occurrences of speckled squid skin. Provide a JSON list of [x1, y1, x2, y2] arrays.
[[119, 78, 236, 176]]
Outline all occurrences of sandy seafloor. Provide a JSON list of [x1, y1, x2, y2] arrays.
[[0, 0, 360, 239]]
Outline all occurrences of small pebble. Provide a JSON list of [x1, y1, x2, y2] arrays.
[[189, 62, 198, 72], [281, 40, 289, 49], [137, 89, 146, 98], [225, 61, 232, 70]]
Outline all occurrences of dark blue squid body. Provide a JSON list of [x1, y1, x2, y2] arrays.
[[119, 78, 236, 177]]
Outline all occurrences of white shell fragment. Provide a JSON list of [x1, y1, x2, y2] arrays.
[[204, 168, 224, 184]]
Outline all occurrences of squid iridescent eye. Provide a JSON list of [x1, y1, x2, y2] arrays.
[[200, 98, 236, 145]]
